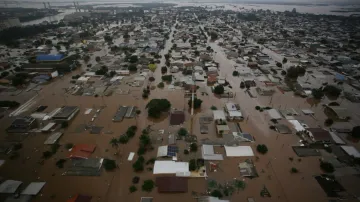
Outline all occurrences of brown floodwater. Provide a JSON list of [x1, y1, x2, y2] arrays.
[[1, 13, 359, 202]]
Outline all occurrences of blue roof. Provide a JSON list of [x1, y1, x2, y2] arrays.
[[36, 54, 64, 61], [335, 73, 345, 81]]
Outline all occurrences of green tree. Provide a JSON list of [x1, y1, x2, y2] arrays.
[[214, 85, 224, 95], [323, 85, 342, 98], [161, 66, 167, 74], [211, 190, 223, 198], [132, 159, 144, 172], [276, 62, 282, 68], [139, 134, 151, 147], [146, 99, 171, 118], [283, 57, 288, 64], [178, 128, 188, 136], [161, 75, 172, 82], [232, 71, 239, 76], [312, 88, 324, 99], [211, 106, 217, 110], [95, 56, 101, 62], [128, 64, 137, 72], [190, 143, 198, 152], [210, 32, 218, 40], [290, 167, 298, 173], [257, 144, 268, 154], [188, 98, 203, 109], [103, 159, 117, 171], [129, 55, 138, 63], [119, 135, 129, 144], [142, 180, 155, 192], [110, 138, 119, 151], [157, 82, 164, 88], [189, 159, 197, 171], [129, 185, 137, 193], [83, 55, 90, 63]]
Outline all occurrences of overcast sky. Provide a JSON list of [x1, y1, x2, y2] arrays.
[[9, 0, 360, 4]]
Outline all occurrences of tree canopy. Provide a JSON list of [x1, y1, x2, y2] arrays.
[[214, 85, 224, 95], [257, 144, 268, 154], [146, 99, 171, 118], [129, 55, 138, 63], [312, 88, 324, 100], [188, 98, 203, 109], [323, 85, 342, 98], [210, 32, 218, 40], [286, 66, 306, 79]]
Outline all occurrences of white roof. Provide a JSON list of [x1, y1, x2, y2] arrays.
[[153, 161, 189, 174], [31, 113, 47, 120], [21, 182, 46, 195], [84, 72, 96, 76], [157, 146, 168, 157], [202, 145, 224, 160], [84, 108, 92, 115], [208, 197, 230, 202], [194, 72, 205, 81], [110, 76, 124, 82], [225, 103, 237, 111], [267, 109, 282, 120], [224, 146, 254, 157], [341, 146, 360, 158], [128, 152, 135, 161], [77, 76, 89, 82], [288, 120, 305, 132], [329, 132, 346, 145], [228, 110, 242, 117], [302, 109, 314, 115], [213, 110, 226, 120], [0, 180, 22, 193], [41, 122, 56, 132], [44, 132, 63, 145]]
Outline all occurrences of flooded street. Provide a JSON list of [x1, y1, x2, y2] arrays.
[[1, 3, 360, 202]]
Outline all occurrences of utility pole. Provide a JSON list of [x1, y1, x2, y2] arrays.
[[43, 2, 47, 9], [190, 67, 195, 136], [47, 2, 51, 10], [73, 2, 77, 12], [77, 2, 81, 12]]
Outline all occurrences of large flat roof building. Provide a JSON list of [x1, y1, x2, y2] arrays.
[[52, 106, 79, 122]]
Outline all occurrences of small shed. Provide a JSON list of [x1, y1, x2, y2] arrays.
[[216, 125, 230, 135], [213, 110, 226, 121], [267, 109, 282, 120]]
